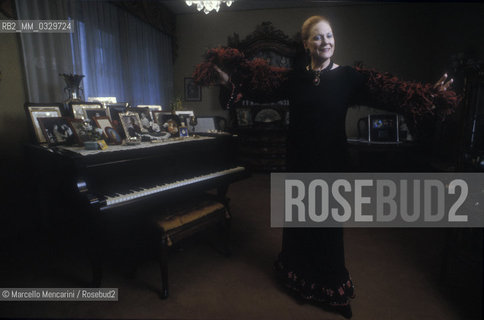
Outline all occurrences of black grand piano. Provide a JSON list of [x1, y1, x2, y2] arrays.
[[25, 134, 248, 292]]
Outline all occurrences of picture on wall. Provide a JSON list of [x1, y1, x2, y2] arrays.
[[184, 77, 201, 101], [236, 108, 253, 127]]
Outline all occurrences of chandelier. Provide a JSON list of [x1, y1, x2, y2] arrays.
[[185, 1, 234, 14]]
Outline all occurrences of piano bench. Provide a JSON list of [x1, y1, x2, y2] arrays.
[[154, 199, 231, 299]]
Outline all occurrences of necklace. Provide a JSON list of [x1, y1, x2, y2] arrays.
[[306, 61, 334, 86]]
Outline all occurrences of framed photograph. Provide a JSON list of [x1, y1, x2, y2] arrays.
[[93, 116, 113, 135], [107, 103, 128, 138], [127, 107, 151, 133], [68, 118, 90, 145], [184, 77, 201, 101], [153, 111, 180, 137], [38, 117, 76, 146], [87, 97, 117, 106], [236, 108, 253, 127], [24, 104, 63, 143], [119, 112, 143, 141], [137, 105, 163, 120], [84, 108, 108, 124], [69, 102, 103, 119], [179, 126, 189, 138], [175, 110, 195, 131], [104, 127, 123, 145]]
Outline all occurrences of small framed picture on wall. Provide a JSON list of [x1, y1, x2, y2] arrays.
[[184, 77, 201, 101]]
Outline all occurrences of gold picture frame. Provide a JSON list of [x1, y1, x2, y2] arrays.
[[119, 112, 143, 142], [25, 104, 63, 143], [136, 105, 163, 120], [69, 102, 103, 119]]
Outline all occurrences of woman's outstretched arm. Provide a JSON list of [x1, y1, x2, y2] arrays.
[[354, 67, 461, 122], [193, 47, 291, 109]]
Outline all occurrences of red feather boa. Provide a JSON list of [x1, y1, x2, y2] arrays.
[[355, 67, 461, 120], [193, 47, 460, 120], [193, 47, 288, 102]]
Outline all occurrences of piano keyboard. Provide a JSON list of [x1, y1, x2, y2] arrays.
[[102, 166, 245, 208]]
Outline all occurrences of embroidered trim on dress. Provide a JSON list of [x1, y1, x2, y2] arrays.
[[274, 259, 356, 306]]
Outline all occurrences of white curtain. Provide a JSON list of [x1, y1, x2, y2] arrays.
[[16, 0, 173, 106]]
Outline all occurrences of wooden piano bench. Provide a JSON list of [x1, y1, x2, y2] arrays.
[[154, 197, 231, 299]]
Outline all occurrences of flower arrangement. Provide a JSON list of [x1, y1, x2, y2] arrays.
[[78, 121, 104, 141], [170, 97, 184, 111]]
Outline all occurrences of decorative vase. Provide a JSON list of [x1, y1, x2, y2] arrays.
[[60, 73, 85, 114]]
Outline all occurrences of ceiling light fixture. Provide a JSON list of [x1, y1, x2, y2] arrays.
[[185, 1, 234, 14]]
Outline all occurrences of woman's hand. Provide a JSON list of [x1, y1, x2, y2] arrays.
[[433, 73, 453, 91], [214, 65, 230, 86]]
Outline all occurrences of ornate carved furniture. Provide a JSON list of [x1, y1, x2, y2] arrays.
[[227, 22, 300, 172]]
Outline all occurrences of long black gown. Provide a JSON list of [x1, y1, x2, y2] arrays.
[[212, 57, 459, 307], [271, 63, 460, 306], [273, 66, 366, 306]]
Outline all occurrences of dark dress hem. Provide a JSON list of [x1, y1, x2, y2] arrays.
[[274, 256, 356, 306]]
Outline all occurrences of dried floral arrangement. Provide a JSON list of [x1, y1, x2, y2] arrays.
[[78, 121, 104, 141]]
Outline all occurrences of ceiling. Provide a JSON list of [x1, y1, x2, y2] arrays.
[[159, 0, 351, 15]]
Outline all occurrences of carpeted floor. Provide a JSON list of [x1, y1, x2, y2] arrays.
[[0, 173, 482, 319]]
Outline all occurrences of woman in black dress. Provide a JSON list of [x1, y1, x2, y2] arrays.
[[274, 17, 365, 318], [195, 15, 457, 318]]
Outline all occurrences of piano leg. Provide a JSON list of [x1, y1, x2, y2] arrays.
[[217, 185, 229, 203], [92, 264, 103, 288], [88, 212, 105, 288], [216, 185, 232, 256], [221, 210, 232, 257], [159, 234, 169, 299]]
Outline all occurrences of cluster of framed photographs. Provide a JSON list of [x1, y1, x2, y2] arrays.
[[25, 102, 195, 147]]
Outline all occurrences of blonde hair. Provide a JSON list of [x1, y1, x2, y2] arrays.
[[301, 16, 331, 41]]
